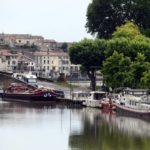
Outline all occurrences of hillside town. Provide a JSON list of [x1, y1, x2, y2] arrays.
[[0, 33, 81, 80]]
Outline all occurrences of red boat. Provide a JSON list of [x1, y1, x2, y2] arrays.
[[2, 83, 56, 102]]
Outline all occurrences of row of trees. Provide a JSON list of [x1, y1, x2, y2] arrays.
[[69, 22, 150, 90]]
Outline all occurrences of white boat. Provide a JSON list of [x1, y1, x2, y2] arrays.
[[12, 73, 23, 80], [115, 94, 150, 121], [21, 73, 37, 86], [12, 72, 37, 87], [82, 91, 108, 108], [72, 91, 90, 104]]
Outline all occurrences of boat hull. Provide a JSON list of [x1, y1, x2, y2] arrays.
[[115, 104, 150, 121], [3, 91, 56, 102]]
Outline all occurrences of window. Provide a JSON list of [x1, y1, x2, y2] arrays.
[[12, 61, 16, 65], [26, 41, 30, 45], [43, 66, 45, 71], [75, 66, 78, 71]]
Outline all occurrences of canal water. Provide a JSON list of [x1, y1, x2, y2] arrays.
[[0, 100, 150, 150]]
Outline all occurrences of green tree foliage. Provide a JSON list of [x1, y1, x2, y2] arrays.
[[102, 22, 150, 88], [86, 0, 150, 38], [130, 53, 150, 88], [69, 39, 106, 90], [105, 22, 150, 62], [112, 22, 143, 39], [102, 51, 133, 89], [141, 71, 150, 88], [103, 52, 150, 89]]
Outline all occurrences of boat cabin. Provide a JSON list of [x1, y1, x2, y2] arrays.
[[72, 91, 90, 101], [119, 94, 150, 111], [124, 88, 149, 96], [83, 91, 108, 108], [88, 91, 107, 101], [12, 73, 22, 80], [22, 73, 37, 86]]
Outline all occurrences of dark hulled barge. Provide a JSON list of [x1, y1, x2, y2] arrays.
[[2, 83, 56, 102]]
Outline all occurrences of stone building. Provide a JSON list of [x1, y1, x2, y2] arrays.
[[0, 33, 44, 49], [34, 51, 80, 79], [0, 50, 36, 72]]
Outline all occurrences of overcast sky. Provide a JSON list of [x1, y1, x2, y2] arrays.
[[0, 0, 92, 42]]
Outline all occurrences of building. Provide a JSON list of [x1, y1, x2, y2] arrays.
[[0, 33, 75, 53], [34, 51, 80, 79], [0, 50, 36, 73], [42, 39, 57, 51], [0, 33, 44, 49]]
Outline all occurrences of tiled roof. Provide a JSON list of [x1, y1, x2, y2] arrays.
[[0, 50, 21, 56]]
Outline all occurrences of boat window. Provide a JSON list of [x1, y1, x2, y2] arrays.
[[94, 93, 106, 100], [85, 93, 89, 97], [28, 78, 37, 83]]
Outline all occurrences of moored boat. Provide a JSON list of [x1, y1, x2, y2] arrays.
[[71, 91, 90, 105], [115, 95, 150, 121], [2, 83, 56, 102], [12, 72, 38, 87], [82, 91, 109, 108]]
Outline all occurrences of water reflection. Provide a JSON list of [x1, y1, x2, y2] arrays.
[[69, 108, 150, 150], [0, 101, 149, 150], [0, 101, 83, 150]]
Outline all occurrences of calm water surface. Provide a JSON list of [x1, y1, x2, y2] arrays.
[[0, 101, 150, 150]]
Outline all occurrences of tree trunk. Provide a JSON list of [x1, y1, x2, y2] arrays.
[[91, 76, 96, 91], [87, 69, 96, 91]]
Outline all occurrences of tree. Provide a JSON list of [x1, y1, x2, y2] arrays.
[[130, 53, 150, 88], [105, 22, 150, 62], [86, 0, 150, 38], [102, 51, 133, 89], [61, 42, 68, 52], [112, 22, 143, 39], [69, 39, 106, 91], [141, 71, 150, 88], [102, 22, 150, 89]]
